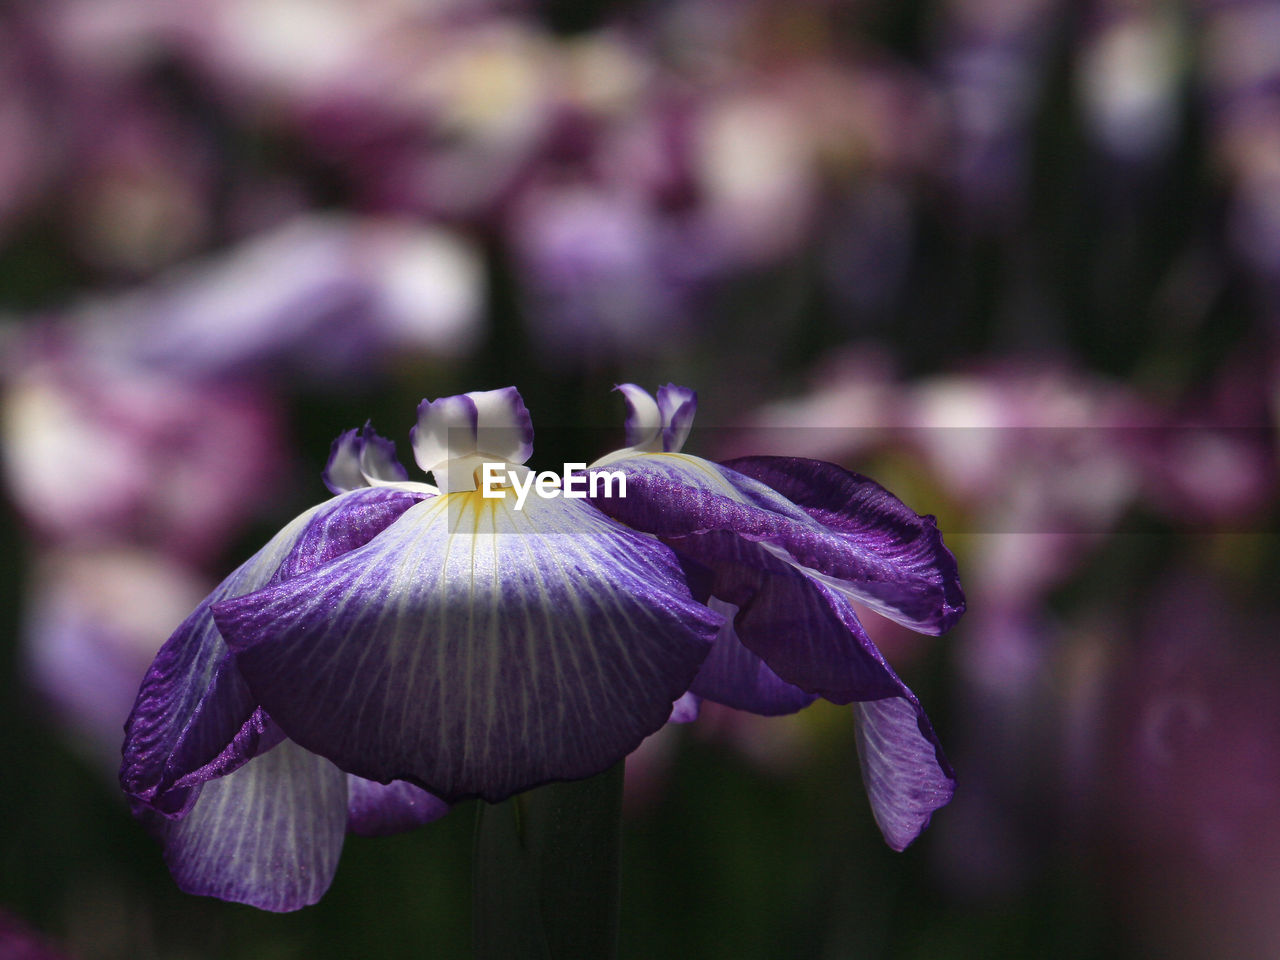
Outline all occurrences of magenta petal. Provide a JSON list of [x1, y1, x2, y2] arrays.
[[855, 696, 955, 851], [214, 494, 722, 803], [159, 739, 347, 912], [346, 777, 450, 837]]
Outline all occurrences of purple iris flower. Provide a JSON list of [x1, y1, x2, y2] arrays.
[[123, 384, 962, 910], [588, 384, 964, 850], [207, 388, 722, 806]]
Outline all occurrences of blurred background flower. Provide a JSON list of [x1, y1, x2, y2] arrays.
[[1, 0, 1277, 957]]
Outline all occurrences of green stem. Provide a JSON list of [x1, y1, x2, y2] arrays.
[[473, 762, 625, 960]]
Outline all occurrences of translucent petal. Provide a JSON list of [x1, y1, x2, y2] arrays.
[[855, 697, 955, 851], [158, 739, 347, 912]]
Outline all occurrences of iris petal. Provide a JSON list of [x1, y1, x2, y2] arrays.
[[357, 424, 410, 485], [120, 487, 424, 814], [213, 492, 723, 802], [855, 696, 955, 851], [688, 598, 817, 715], [323, 428, 366, 494], [411, 387, 534, 473], [346, 777, 450, 837], [656, 384, 696, 453], [673, 533, 902, 704], [590, 453, 964, 635], [158, 738, 347, 912], [615, 383, 663, 450]]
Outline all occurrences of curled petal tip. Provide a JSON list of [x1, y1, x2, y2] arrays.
[[412, 387, 533, 478], [615, 383, 663, 451]]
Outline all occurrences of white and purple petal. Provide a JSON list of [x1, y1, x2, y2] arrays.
[[678, 535, 954, 849], [156, 738, 347, 912], [358, 424, 410, 485], [411, 387, 534, 474], [615, 383, 663, 450], [656, 384, 697, 453], [120, 487, 425, 815], [346, 777, 450, 837], [589, 453, 964, 636], [324, 424, 410, 494], [323, 428, 366, 495], [213, 492, 723, 803]]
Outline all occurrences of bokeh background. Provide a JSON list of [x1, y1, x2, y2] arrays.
[[2, 0, 1278, 957]]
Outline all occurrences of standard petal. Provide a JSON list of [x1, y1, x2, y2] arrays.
[[346, 777, 450, 837], [214, 492, 722, 803], [688, 598, 817, 716], [589, 453, 964, 635], [158, 738, 347, 912], [323, 428, 365, 494], [615, 383, 662, 450], [854, 696, 955, 851], [357, 424, 409, 484], [468, 386, 534, 464], [411, 387, 533, 473], [121, 487, 424, 814], [656, 384, 696, 453], [411, 393, 477, 472]]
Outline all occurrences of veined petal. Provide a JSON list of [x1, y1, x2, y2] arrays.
[[274, 487, 426, 581], [688, 598, 817, 716], [589, 453, 963, 635], [165, 680, 284, 796], [346, 777, 450, 837], [213, 492, 723, 803], [677, 535, 954, 847], [855, 697, 955, 851], [411, 387, 533, 474], [674, 533, 902, 704], [157, 738, 347, 912], [120, 487, 424, 814]]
